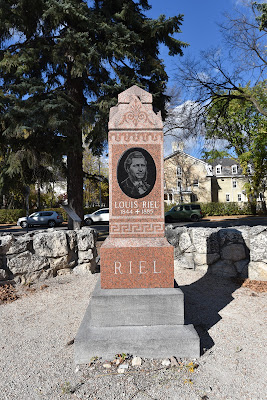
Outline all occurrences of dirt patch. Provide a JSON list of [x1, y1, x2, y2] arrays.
[[0, 283, 19, 304], [241, 278, 267, 292]]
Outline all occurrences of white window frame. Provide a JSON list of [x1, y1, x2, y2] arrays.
[[232, 165, 238, 174], [193, 179, 199, 187], [232, 179, 237, 189], [226, 193, 230, 202], [247, 164, 252, 174], [237, 193, 242, 202], [177, 178, 182, 190], [177, 165, 182, 176], [216, 165, 222, 175]]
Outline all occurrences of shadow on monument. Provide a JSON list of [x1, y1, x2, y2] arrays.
[[177, 228, 250, 355]]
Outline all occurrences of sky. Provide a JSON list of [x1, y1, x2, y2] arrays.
[[146, 0, 239, 85], [144, 0, 242, 157]]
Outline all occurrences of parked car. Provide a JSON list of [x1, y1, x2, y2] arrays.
[[165, 204, 203, 223], [84, 208, 109, 225], [17, 211, 64, 229]]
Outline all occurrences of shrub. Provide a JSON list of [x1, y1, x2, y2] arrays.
[[0, 206, 103, 224], [0, 209, 26, 224], [163, 201, 253, 217]]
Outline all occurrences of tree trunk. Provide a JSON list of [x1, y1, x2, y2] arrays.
[[67, 140, 84, 219], [66, 73, 85, 227]]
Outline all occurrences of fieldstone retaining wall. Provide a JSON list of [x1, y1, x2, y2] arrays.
[[0, 227, 98, 284], [1, 226, 266, 284], [165, 225, 267, 281]]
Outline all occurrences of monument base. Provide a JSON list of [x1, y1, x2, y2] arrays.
[[74, 278, 200, 364], [100, 236, 174, 289]]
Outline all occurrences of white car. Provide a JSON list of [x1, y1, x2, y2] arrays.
[[17, 211, 64, 228], [84, 208, 109, 226]]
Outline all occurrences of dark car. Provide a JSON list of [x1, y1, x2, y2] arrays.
[[165, 203, 203, 223]]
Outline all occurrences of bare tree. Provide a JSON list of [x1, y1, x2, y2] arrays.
[[172, 0, 267, 122]]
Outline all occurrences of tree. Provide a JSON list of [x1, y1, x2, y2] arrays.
[[172, 0, 266, 132], [205, 91, 267, 213], [0, 0, 188, 219], [83, 146, 109, 206]]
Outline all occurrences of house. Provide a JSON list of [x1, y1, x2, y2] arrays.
[[164, 150, 213, 204], [209, 158, 248, 203], [164, 150, 266, 205]]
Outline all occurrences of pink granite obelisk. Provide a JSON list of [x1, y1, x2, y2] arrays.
[[100, 85, 174, 289]]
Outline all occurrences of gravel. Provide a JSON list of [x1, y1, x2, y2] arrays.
[[1, 270, 266, 400]]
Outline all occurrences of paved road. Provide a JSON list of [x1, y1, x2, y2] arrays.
[[1, 216, 266, 237]]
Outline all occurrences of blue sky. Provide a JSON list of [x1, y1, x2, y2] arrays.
[[146, 0, 238, 85], [144, 0, 240, 157]]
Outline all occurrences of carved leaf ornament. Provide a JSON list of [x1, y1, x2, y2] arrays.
[[119, 98, 153, 127]]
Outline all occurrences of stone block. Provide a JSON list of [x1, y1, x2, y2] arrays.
[[0, 235, 14, 255], [250, 232, 267, 263], [6, 234, 32, 255], [179, 232, 192, 252], [190, 228, 219, 254], [75, 321, 200, 364], [76, 228, 96, 251], [174, 254, 195, 270], [7, 251, 49, 275], [210, 259, 237, 278], [100, 236, 174, 289], [248, 261, 267, 281], [33, 231, 68, 257], [221, 244, 246, 262], [89, 279, 184, 327]]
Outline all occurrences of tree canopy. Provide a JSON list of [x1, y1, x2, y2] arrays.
[[205, 89, 267, 212], [0, 0, 188, 216]]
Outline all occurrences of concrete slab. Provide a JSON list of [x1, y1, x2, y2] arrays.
[[75, 319, 200, 364]]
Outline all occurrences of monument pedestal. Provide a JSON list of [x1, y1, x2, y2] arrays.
[[75, 278, 200, 364], [100, 237, 174, 289]]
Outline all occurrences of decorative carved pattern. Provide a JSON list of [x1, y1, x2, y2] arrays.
[[119, 98, 153, 127], [109, 132, 161, 143], [110, 222, 164, 235]]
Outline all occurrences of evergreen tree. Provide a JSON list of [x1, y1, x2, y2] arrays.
[[0, 0, 188, 218]]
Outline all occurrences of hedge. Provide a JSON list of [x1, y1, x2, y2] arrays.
[[164, 202, 253, 216], [0, 206, 100, 224], [0, 203, 254, 224]]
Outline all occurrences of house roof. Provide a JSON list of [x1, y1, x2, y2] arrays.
[[207, 158, 240, 167], [164, 149, 210, 167]]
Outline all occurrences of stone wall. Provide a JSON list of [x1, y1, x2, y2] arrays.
[[165, 225, 267, 281], [0, 228, 98, 284], [1, 225, 266, 284]]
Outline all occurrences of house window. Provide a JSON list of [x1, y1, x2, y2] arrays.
[[169, 193, 173, 202], [237, 193, 242, 202], [177, 165, 182, 176], [226, 194, 230, 202], [177, 179, 182, 190], [193, 179, 199, 187], [247, 164, 252, 174], [164, 193, 168, 200], [216, 165, 222, 174], [232, 179, 237, 188], [232, 165, 238, 174]]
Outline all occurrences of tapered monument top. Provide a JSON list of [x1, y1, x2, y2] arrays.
[[109, 85, 163, 130], [118, 85, 152, 104]]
